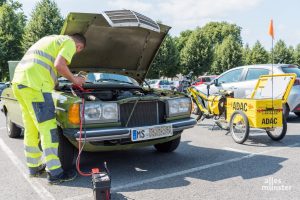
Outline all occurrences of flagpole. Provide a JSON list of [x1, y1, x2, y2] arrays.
[[272, 33, 274, 128], [269, 19, 274, 128]]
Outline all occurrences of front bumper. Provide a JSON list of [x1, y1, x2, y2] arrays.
[[63, 118, 196, 142]]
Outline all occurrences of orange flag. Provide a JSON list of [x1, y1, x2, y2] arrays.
[[268, 19, 274, 39]]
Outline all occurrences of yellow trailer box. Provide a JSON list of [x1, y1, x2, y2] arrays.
[[227, 98, 283, 128], [226, 74, 296, 128]]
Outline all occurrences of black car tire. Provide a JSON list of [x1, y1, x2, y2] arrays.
[[294, 112, 300, 117], [6, 114, 22, 138], [58, 128, 75, 171], [154, 135, 181, 153]]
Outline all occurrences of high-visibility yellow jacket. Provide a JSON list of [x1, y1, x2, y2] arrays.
[[12, 35, 76, 92]]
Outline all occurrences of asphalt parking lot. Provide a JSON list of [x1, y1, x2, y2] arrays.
[[0, 111, 299, 200]]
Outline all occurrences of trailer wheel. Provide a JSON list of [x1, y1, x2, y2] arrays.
[[229, 110, 249, 144], [266, 115, 287, 141]]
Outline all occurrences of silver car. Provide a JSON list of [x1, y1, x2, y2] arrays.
[[149, 79, 172, 90], [194, 64, 300, 118]]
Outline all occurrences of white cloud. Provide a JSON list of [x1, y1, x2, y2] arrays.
[[18, 0, 262, 34], [157, 0, 262, 34], [17, 0, 265, 44], [107, 0, 153, 13]]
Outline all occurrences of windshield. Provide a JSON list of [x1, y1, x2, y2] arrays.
[[281, 66, 300, 78], [148, 80, 159, 84], [0, 83, 6, 89], [58, 73, 139, 86], [93, 73, 139, 85]]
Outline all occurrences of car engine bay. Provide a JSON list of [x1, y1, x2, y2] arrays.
[[56, 82, 160, 101]]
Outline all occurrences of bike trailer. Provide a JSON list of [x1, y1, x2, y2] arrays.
[[226, 74, 296, 129]]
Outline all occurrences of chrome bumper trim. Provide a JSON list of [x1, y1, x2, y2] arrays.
[[75, 118, 196, 142]]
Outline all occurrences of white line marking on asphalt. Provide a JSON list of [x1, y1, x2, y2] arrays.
[[0, 127, 6, 130], [64, 142, 300, 200], [0, 138, 55, 200], [250, 133, 268, 136], [223, 147, 252, 154]]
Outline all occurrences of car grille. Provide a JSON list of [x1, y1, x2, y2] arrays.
[[120, 101, 165, 127], [103, 10, 160, 32]]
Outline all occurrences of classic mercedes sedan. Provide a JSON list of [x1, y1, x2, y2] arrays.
[[1, 10, 196, 169]]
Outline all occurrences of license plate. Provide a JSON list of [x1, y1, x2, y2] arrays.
[[131, 125, 173, 142]]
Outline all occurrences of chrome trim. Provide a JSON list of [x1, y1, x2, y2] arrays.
[[102, 10, 160, 32], [165, 97, 192, 118], [55, 107, 66, 112], [76, 133, 130, 142], [173, 124, 195, 132], [156, 101, 159, 124], [77, 128, 130, 135], [75, 118, 196, 141]]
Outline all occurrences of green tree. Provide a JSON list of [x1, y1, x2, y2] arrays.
[[147, 35, 180, 79], [22, 0, 63, 52], [272, 40, 293, 64], [174, 30, 192, 75], [0, 0, 5, 6], [181, 29, 213, 76], [0, 0, 25, 80], [242, 43, 252, 65], [250, 41, 269, 64], [174, 30, 192, 53], [211, 35, 243, 74], [294, 44, 300, 66], [200, 21, 242, 73], [201, 22, 242, 46], [288, 46, 295, 64]]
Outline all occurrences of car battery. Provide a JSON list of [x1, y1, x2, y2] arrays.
[[92, 168, 111, 200]]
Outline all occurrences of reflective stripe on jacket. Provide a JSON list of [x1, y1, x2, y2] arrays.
[[12, 35, 76, 92]]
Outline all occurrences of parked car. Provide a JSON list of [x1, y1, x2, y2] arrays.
[[170, 80, 180, 91], [0, 82, 7, 97], [192, 75, 216, 86], [148, 79, 172, 90], [194, 64, 300, 118], [1, 10, 196, 170]]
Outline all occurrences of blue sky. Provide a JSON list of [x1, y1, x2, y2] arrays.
[[18, 0, 300, 50]]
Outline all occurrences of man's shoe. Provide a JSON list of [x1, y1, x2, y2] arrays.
[[47, 170, 77, 185], [29, 164, 46, 177]]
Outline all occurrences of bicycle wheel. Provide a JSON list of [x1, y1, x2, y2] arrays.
[[229, 110, 249, 144], [192, 99, 203, 121]]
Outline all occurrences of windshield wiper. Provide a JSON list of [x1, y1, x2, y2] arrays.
[[97, 79, 133, 85]]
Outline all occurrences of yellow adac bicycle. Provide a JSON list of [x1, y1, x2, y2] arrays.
[[187, 82, 233, 130]]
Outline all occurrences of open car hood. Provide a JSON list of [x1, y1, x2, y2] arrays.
[[61, 10, 170, 82]]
